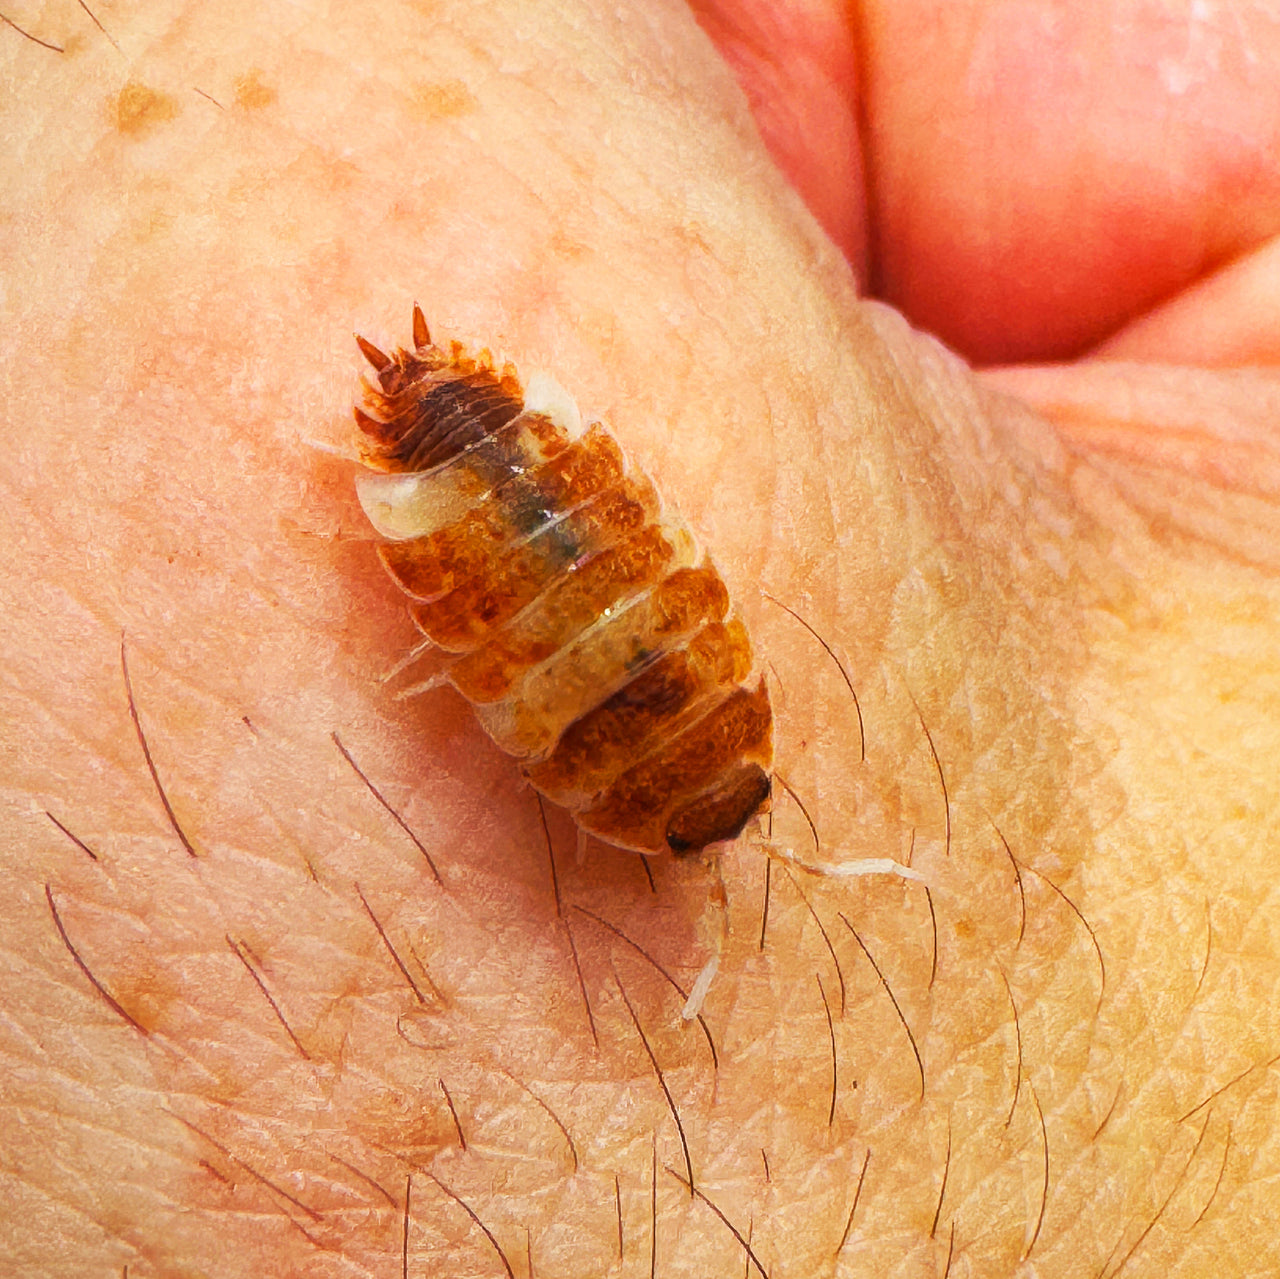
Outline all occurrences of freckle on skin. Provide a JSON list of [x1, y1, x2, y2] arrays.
[[114, 82, 178, 135], [412, 79, 476, 119], [234, 70, 276, 110]]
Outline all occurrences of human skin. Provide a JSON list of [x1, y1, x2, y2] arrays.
[[2, 0, 1278, 1276]]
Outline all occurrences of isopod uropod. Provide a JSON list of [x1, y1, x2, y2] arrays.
[[352, 307, 773, 857]]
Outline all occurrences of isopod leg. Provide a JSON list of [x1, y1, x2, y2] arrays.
[[763, 841, 927, 884], [378, 637, 438, 685]]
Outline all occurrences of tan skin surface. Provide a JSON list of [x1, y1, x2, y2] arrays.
[[2, 1, 1278, 1276]]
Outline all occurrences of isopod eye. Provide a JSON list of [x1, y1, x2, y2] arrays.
[[522, 372, 583, 439]]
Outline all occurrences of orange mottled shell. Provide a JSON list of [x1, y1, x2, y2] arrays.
[[353, 308, 772, 856]]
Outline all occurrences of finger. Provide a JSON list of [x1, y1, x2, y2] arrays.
[[693, 0, 1280, 364], [866, 0, 1280, 362], [1088, 233, 1280, 364]]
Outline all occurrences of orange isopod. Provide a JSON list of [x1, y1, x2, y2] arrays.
[[352, 307, 772, 856]]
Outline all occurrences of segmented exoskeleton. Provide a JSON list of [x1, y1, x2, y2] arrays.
[[353, 307, 772, 856]]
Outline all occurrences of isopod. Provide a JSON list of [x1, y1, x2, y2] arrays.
[[352, 307, 773, 857]]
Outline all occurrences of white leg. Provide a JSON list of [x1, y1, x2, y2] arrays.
[[393, 672, 448, 700], [766, 843, 927, 884], [681, 954, 720, 1021], [378, 637, 437, 684]]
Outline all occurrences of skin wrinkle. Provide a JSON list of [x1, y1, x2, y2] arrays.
[[1, 1, 1277, 1277]]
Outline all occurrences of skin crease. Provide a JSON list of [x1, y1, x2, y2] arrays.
[[1, 2, 1278, 1278]]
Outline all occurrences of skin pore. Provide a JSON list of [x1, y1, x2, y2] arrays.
[[2, 1, 1278, 1276]]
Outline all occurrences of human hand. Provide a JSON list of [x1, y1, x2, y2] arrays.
[[3, 2, 1277, 1276]]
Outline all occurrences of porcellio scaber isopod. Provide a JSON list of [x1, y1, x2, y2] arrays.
[[353, 307, 773, 856]]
